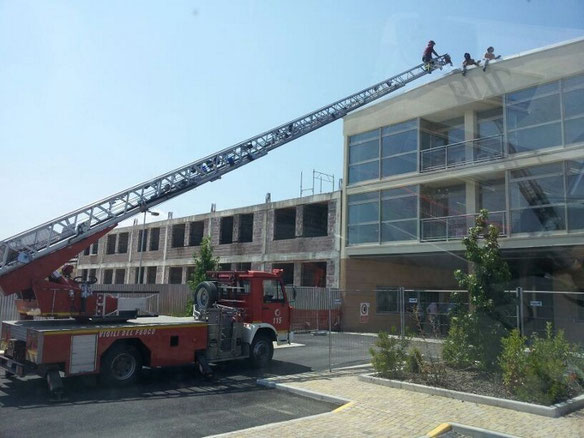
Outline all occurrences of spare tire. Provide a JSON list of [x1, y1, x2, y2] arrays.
[[194, 281, 218, 311]]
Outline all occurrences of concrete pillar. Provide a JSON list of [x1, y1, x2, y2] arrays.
[[232, 215, 240, 243], [464, 109, 477, 163], [295, 205, 304, 237]]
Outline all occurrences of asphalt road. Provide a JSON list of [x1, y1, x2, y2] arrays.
[[0, 332, 379, 438]]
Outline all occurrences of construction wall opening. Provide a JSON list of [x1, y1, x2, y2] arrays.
[[149, 228, 160, 251], [303, 203, 328, 237], [274, 208, 296, 240], [220, 217, 234, 244], [106, 235, 116, 255], [301, 262, 327, 287], [103, 269, 113, 284], [118, 232, 129, 253], [238, 214, 254, 242], [189, 221, 204, 246], [146, 266, 157, 284], [114, 269, 125, 284], [273, 263, 294, 285], [169, 267, 182, 284], [172, 224, 186, 248]]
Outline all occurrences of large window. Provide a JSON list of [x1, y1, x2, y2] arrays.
[[348, 120, 418, 185], [420, 184, 466, 240], [509, 163, 565, 233], [348, 130, 379, 184], [376, 288, 398, 313], [381, 186, 418, 241], [381, 120, 418, 177], [347, 192, 379, 245], [563, 74, 584, 145], [420, 117, 465, 170], [566, 160, 584, 231], [506, 82, 562, 154]]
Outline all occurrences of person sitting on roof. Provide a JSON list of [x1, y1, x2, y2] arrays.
[[462, 52, 481, 76], [422, 40, 439, 73], [482, 46, 501, 71]]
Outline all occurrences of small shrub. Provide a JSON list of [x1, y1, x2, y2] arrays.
[[369, 332, 409, 378], [443, 312, 506, 370], [499, 329, 528, 392], [407, 348, 423, 374], [499, 323, 583, 405]]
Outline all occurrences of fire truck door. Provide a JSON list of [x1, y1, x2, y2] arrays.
[[261, 279, 289, 332]]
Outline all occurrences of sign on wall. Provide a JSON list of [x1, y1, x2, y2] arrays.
[[360, 302, 369, 324]]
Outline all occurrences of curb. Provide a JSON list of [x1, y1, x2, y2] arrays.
[[360, 373, 584, 418], [205, 378, 354, 437], [256, 378, 352, 406]]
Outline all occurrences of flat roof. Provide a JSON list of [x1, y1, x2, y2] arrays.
[[344, 36, 584, 127]]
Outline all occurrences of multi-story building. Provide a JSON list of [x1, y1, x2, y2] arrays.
[[341, 38, 584, 332], [76, 191, 341, 288]]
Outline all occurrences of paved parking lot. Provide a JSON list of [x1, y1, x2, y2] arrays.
[[0, 332, 376, 437]]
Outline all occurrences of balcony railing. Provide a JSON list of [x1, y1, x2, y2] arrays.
[[420, 134, 504, 173], [420, 211, 507, 242]]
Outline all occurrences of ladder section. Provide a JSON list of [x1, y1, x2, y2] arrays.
[[0, 55, 452, 278]]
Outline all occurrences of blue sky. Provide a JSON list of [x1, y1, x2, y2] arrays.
[[1, 0, 583, 239]]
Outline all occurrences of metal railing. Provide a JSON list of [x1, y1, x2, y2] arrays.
[[420, 134, 504, 172], [420, 210, 507, 242]]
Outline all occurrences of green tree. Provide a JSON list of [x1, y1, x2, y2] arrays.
[[443, 209, 512, 369], [185, 236, 219, 315]]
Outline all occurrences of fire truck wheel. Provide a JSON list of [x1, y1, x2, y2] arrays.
[[194, 281, 218, 311], [101, 344, 142, 385], [250, 334, 274, 368]]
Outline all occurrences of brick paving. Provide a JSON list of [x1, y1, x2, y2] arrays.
[[209, 370, 584, 438]]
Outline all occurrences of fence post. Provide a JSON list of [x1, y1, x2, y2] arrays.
[[517, 287, 524, 337], [328, 287, 332, 373], [399, 287, 405, 337]]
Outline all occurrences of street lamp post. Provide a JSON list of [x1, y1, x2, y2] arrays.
[[137, 210, 159, 285]]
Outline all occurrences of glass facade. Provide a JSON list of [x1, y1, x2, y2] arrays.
[[346, 74, 584, 246], [348, 185, 418, 245], [348, 120, 418, 185]]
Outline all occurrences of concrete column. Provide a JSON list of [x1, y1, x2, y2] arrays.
[[466, 181, 477, 215], [295, 205, 304, 237], [232, 215, 240, 243], [464, 109, 477, 163]]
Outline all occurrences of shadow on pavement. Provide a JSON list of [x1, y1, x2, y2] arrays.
[[0, 360, 312, 409]]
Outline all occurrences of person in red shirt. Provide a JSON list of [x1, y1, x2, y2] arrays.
[[422, 40, 439, 73]]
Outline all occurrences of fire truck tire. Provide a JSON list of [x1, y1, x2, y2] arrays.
[[194, 281, 218, 311], [100, 344, 142, 385], [249, 334, 274, 368]]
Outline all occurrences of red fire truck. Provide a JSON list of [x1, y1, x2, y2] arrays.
[[1, 268, 293, 397]]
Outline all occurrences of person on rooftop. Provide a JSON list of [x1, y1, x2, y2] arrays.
[[422, 40, 439, 73], [482, 46, 501, 71], [462, 52, 481, 76]]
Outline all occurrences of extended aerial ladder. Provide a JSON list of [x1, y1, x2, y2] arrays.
[[0, 55, 452, 318]]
